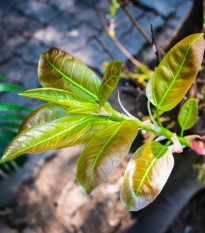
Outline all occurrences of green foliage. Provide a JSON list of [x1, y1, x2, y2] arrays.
[[121, 141, 174, 211], [38, 47, 101, 102], [146, 34, 205, 111], [0, 78, 32, 179], [0, 34, 205, 210], [178, 98, 198, 137], [98, 60, 123, 107]]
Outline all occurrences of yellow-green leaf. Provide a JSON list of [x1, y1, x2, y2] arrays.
[[146, 33, 205, 111], [38, 47, 101, 101], [19, 88, 87, 104], [178, 98, 198, 131], [19, 103, 69, 133], [77, 120, 138, 194], [98, 60, 123, 107], [0, 115, 107, 163], [120, 141, 174, 211]]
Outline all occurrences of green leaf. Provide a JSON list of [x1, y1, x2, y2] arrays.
[[38, 47, 101, 101], [77, 120, 138, 194], [178, 98, 198, 131], [0, 75, 6, 80], [19, 88, 87, 104], [0, 84, 23, 92], [0, 104, 33, 112], [0, 122, 20, 129], [19, 87, 100, 113], [98, 60, 123, 107], [18, 103, 70, 133], [0, 114, 25, 121], [120, 141, 174, 211], [146, 33, 205, 111], [0, 115, 101, 163]]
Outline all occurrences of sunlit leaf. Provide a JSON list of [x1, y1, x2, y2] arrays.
[[0, 84, 23, 92], [98, 60, 123, 107], [0, 115, 101, 163], [77, 120, 138, 194], [38, 47, 101, 101], [178, 98, 198, 131], [146, 33, 205, 111], [120, 141, 174, 211], [19, 88, 87, 104], [18, 103, 70, 133]]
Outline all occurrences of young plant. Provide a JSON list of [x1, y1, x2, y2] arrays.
[[0, 34, 205, 211]]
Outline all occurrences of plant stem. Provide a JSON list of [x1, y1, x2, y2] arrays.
[[156, 108, 162, 127], [180, 129, 184, 138], [91, 0, 143, 67], [147, 100, 157, 125], [108, 107, 191, 148], [136, 120, 191, 148]]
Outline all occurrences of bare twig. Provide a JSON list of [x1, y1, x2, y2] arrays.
[[150, 24, 161, 64], [94, 34, 115, 60], [90, 0, 143, 67], [118, 0, 166, 56]]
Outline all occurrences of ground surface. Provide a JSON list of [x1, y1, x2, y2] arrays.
[[0, 0, 201, 232]]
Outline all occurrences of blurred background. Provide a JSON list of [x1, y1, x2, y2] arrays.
[[0, 0, 205, 232]]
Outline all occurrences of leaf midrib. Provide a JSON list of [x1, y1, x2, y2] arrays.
[[45, 57, 98, 101], [127, 145, 167, 210], [2, 118, 90, 162], [157, 34, 202, 108], [88, 121, 125, 187], [181, 100, 195, 131]]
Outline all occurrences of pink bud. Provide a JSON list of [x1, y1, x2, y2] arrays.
[[191, 141, 205, 156]]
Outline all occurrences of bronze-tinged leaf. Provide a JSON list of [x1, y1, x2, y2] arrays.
[[38, 47, 101, 101], [178, 98, 198, 131], [121, 141, 174, 211], [146, 33, 205, 111], [0, 116, 108, 163], [19, 103, 69, 133], [19, 88, 87, 104], [98, 60, 123, 107], [77, 120, 138, 194]]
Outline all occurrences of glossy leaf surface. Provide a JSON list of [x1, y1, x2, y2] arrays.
[[0, 115, 98, 163], [178, 98, 198, 131], [98, 61, 123, 107], [19, 88, 87, 104], [121, 141, 174, 211], [38, 47, 101, 101], [77, 120, 138, 194], [146, 33, 205, 111], [19, 103, 69, 133]]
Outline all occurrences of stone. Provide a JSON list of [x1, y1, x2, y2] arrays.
[[0, 34, 25, 63], [73, 37, 111, 75], [169, 1, 193, 28], [0, 57, 38, 90], [15, 40, 49, 65], [22, 228, 37, 233], [0, 219, 18, 233], [16, 1, 59, 24], [50, 0, 75, 11], [0, 0, 18, 17], [137, 0, 175, 17], [2, 11, 41, 35]]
